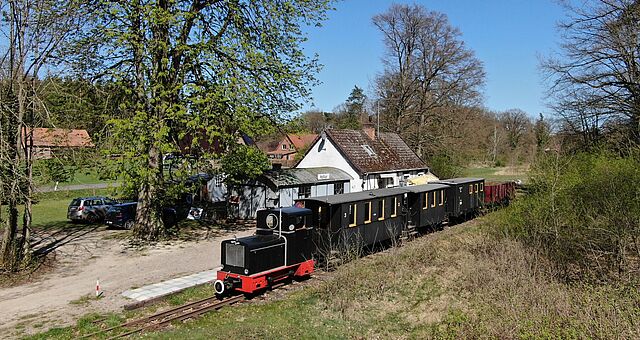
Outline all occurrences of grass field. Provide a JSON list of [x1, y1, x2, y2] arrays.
[[28, 188, 119, 228], [27, 216, 640, 339], [462, 166, 528, 183]]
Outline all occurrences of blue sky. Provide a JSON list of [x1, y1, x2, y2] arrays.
[[302, 0, 566, 117]]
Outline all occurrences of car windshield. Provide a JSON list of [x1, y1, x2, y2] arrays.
[[70, 199, 81, 206]]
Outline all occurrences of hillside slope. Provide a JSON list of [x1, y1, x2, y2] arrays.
[[141, 218, 639, 339]]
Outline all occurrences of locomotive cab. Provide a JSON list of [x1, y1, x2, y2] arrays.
[[215, 207, 315, 295]]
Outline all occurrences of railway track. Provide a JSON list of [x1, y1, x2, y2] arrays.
[[82, 295, 243, 339]]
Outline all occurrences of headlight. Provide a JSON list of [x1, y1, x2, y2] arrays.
[[244, 269, 249, 275]]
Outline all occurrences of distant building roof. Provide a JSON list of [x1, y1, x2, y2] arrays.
[[261, 167, 352, 188], [258, 133, 317, 155], [320, 129, 426, 174], [288, 134, 317, 150], [29, 128, 94, 147]]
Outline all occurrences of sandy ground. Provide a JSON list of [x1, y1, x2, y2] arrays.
[[0, 226, 253, 338]]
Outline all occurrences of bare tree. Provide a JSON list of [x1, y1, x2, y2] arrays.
[[543, 0, 640, 147], [500, 109, 531, 150], [0, 0, 87, 271], [373, 3, 485, 158]]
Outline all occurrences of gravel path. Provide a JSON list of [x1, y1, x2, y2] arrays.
[[35, 182, 118, 193], [0, 226, 253, 338]]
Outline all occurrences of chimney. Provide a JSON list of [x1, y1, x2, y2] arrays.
[[363, 123, 375, 140]]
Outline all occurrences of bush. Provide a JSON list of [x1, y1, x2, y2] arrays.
[[429, 152, 463, 179], [491, 150, 640, 282]]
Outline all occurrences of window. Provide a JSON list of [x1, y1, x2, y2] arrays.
[[364, 202, 372, 224], [469, 184, 473, 194], [298, 186, 311, 199], [334, 183, 344, 195], [348, 204, 357, 227], [431, 192, 436, 207], [480, 183, 484, 192], [290, 144, 294, 150], [361, 144, 377, 157], [391, 197, 397, 217], [281, 144, 286, 150], [475, 184, 479, 193], [378, 199, 385, 221], [439, 190, 444, 206], [378, 177, 393, 188], [423, 193, 429, 210]]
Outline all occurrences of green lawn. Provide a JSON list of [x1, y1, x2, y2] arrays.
[[27, 188, 119, 228], [462, 166, 528, 183]]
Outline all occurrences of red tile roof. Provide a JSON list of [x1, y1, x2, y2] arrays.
[[28, 128, 94, 147], [323, 129, 426, 174]]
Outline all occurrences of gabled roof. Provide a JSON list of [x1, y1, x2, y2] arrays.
[[317, 129, 427, 175], [257, 133, 317, 155], [29, 128, 94, 147], [288, 134, 317, 149], [261, 167, 352, 188]]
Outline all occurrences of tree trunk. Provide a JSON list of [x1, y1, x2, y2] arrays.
[[133, 142, 164, 241]]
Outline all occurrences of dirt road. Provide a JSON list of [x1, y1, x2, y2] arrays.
[[0, 226, 253, 338]]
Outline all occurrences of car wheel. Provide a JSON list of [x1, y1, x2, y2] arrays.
[[86, 214, 98, 224], [124, 220, 134, 230]]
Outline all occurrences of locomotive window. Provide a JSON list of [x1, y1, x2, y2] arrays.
[[348, 204, 357, 227], [391, 197, 397, 217], [431, 192, 436, 207], [439, 190, 444, 206], [423, 193, 428, 210], [378, 199, 385, 221], [469, 184, 473, 194], [364, 202, 372, 224]]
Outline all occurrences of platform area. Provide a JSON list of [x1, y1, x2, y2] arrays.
[[122, 268, 220, 304]]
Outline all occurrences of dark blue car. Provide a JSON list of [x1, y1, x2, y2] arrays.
[[104, 202, 186, 229]]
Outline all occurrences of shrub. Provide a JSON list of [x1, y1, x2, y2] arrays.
[[491, 150, 640, 282]]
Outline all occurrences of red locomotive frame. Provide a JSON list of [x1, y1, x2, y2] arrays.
[[216, 259, 315, 294]]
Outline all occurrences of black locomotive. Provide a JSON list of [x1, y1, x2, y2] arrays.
[[215, 177, 485, 296]]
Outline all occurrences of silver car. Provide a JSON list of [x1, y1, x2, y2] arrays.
[[67, 196, 118, 223]]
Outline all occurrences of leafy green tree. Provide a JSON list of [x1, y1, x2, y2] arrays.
[[73, 0, 333, 240], [221, 145, 271, 186], [336, 85, 365, 129], [534, 113, 551, 151]]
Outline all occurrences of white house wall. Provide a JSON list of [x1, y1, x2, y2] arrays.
[[296, 138, 364, 192]]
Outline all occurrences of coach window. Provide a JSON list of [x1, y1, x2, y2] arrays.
[[423, 193, 428, 210], [469, 184, 473, 194], [439, 190, 444, 206], [480, 183, 484, 192], [391, 197, 398, 217], [475, 183, 479, 193], [348, 204, 357, 227], [364, 202, 372, 224], [378, 199, 385, 221], [431, 192, 436, 207]]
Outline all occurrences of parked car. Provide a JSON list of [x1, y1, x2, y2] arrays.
[[67, 196, 118, 223], [104, 202, 189, 229]]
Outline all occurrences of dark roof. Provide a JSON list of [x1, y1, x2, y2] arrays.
[[321, 129, 427, 175], [300, 187, 403, 205], [402, 183, 450, 193], [261, 167, 352, 188], [432, 178, 484, 185]]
